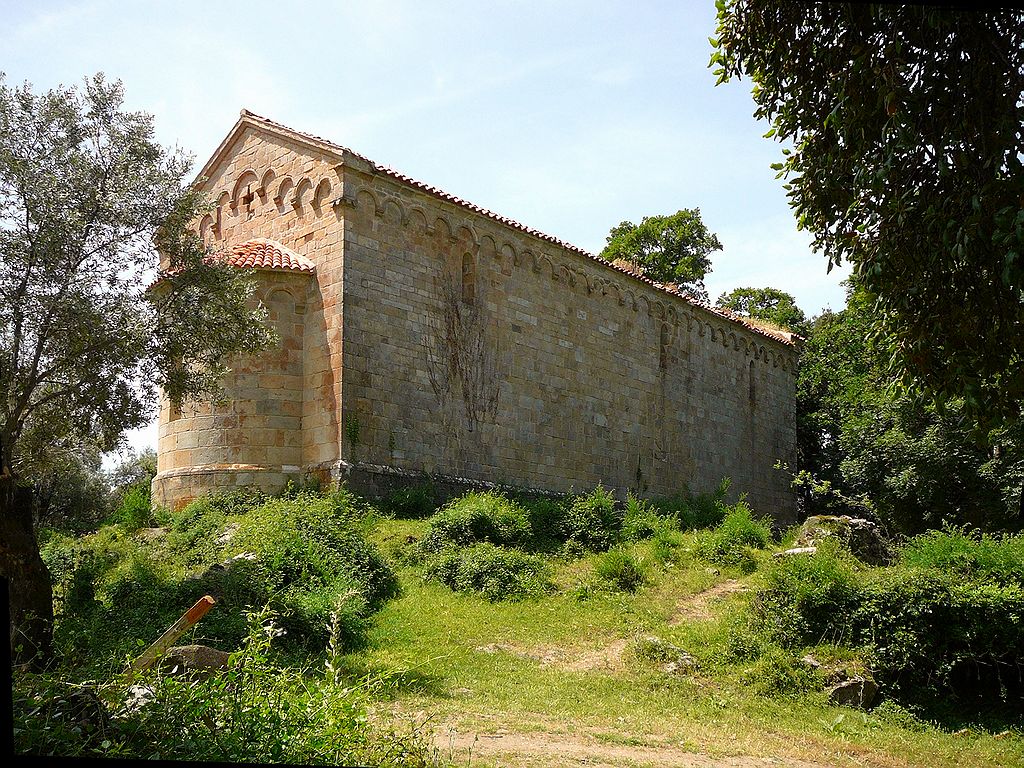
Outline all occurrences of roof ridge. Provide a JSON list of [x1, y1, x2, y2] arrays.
[[233, 110, 796, 347]]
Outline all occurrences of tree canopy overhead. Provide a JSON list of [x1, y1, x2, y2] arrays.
[[598, 208, 722, 301], [712, 2, 1024, 425], [0, 73, 274, 665]]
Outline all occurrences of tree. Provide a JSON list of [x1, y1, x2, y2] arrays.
[[0, 74, 274, 667], [712, 3, 1024, 426], [796, 283, 1023, 533], [599, 208, 722, 300], [715, 286, 808, 335]]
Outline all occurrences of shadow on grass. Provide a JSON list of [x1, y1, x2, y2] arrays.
[[334, 654, 453, 701]]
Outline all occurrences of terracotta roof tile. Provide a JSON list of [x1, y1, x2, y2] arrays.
[[222, 238, 315, 273], [229, 111, 796, 347]]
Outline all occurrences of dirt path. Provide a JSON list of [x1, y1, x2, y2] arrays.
[[669, 580, 749, 624], [475, 636, 631, 673], [436, 727, 832, 768]]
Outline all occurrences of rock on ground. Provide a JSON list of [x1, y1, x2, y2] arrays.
[[795, 515, 891, 565]]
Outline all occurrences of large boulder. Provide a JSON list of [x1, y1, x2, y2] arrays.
[[795, 515, 891, 565], [828, 676, 878, 709], [160, 644, 232, 680]]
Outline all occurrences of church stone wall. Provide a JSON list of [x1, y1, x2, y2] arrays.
[[337, 165, 798, 521], [153, 271, 310, 508], [153, 120, 798, 522], [153, 125, 347, 509]]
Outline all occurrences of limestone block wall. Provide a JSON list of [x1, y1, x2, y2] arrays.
[[152, 122, 348, 509], [151, 115, 798, 521], [337, 165, 799, 521], [152, 271, 311, 509]]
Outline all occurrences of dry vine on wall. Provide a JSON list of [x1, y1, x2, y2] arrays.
[[423, 268, 500, 454]]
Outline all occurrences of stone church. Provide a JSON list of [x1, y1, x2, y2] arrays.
[[152, 110, 799, 521]]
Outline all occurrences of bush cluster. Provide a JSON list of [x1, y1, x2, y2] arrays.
[[41, 489, 398, 662], [13, 608, 437, 765], [748, 528, 1024, 709], [694, 501, 774, 572], [650, 477, 732, 530], [425, 543, 552, 601], [380, 482, 438, 520], [419, 492, 532, 553], [594, 548, 647, 592], [561, 485, 621, 551]]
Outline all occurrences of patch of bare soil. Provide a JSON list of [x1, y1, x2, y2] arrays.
[[670, 580, 749, 625], [437, 727, 833, 768], [475, 638, 631, 673]]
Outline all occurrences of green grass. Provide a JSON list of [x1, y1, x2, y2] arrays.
[[26, 490, 1024, 767], [347, 516, 1023, 768]]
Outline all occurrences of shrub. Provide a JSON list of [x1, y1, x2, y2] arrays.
[[104, 483, 153, 531], [652, 477, 731, 531], [739, 646, 822, 697], [621, 494, 665, 542], [897, 526, 1024, 586], [419, 492, 531, 553], [45, 489, 398, 659], [518, 495, 567, 545], [594, 547, 647, 592], [425, 543, 552, 601], [380, 482, 438, 519], [651, 523, 686, 565], [562, 485, 621, 551], [222, 491, 399, 647], [14, 608, 439, 764], [694, 501, 772, 570], [853, 569, 1024, 705], [162, 488, 265, 568], [751, 541, 861, 648]]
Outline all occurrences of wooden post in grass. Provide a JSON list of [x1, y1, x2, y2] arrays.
[[126, 595, 216, 678]]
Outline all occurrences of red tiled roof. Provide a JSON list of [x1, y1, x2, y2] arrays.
[[223, 238, 315, 273], [211, 111, 797, 347]]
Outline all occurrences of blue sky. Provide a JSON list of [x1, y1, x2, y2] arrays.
[[3, 0, 850, 457]]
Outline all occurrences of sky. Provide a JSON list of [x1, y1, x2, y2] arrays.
[[2, 0, 850, 461]]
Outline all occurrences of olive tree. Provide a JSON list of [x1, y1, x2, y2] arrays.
[[0, 74, 273, 667]]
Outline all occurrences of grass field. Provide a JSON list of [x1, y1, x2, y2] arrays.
[[343, 516, 1024, 768]]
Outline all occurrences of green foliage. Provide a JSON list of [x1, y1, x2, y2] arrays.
[[13, 608, 439, 764], [43, 489, 398, 662], [739, 646, 822, 698], [897, 527, 1024, 585], [419, 492, 531, 554], [715, 287, 808, 336], [598, 208, 721, 299], [855, 570, 1024, 705], [381, 482, 438, 519], [753, 542, 861, 648], [104, 484, 153, 531], [0, 74, 275, 474], [694, 501, 772, 571], [713, 3, 1024, 424], [424, 543, 552, 602], [594, 548, 647, 593], [106, 448, 158, 493], [517, 495, 568, 546], [652, 477, 731, 531], [562, 485, 621, 551], [632, 635, 695, 671], [748, 529, 1024, 708], [621, 493, 666, 542], [795, 283, 1023, 533]]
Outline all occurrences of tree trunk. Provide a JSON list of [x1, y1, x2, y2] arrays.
[[0, 473, 54, 669]]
